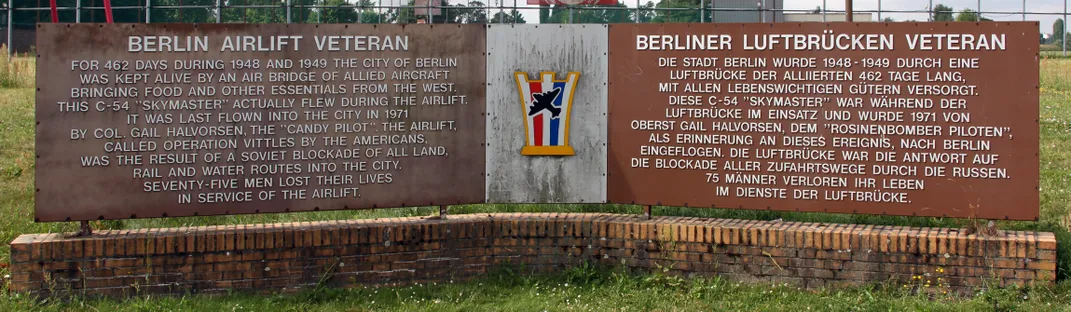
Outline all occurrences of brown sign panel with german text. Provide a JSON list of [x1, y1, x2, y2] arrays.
[[607, 23, 1040, 220], [35, 24, 486, 222]]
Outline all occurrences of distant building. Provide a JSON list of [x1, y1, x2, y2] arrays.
[[782, 13, 874, 22]]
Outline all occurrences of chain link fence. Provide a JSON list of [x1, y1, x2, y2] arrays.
[[2, 0, 1068, 54]]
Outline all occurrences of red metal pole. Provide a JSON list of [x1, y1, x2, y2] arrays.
[[104, 0, 115, 23], [845, 0, 853, 22], [49, 0, 59, 22]]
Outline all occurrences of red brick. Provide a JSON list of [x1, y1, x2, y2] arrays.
[[1027, 260, 1056, 271], [8, 213, 1056, 299]]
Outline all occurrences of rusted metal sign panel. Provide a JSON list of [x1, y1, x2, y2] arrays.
[[606, 22, 1040, 220], [35, 23, 486, 222], [485, 25, 608, 204]]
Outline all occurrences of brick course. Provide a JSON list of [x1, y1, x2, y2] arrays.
[[7, 213, 1058, 298]]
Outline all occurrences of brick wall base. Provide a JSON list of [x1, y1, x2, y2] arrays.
[[7, 213, 1058, 298]]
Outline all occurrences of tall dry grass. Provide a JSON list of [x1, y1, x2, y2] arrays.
[[0, 45, 35, 88], [1042, 57, 1071, 91]]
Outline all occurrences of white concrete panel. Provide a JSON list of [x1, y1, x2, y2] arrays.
[[485, 24, 608, 204]]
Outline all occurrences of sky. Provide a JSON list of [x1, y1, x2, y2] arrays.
[[400, 0, 1067, 33]]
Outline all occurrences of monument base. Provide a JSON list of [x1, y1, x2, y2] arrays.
[[7, 213, 1057, 298]]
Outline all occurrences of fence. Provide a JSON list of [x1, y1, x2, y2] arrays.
[[2, 0, 1067, 54]]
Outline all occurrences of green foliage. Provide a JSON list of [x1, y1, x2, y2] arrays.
[[316, 0, 360, 23], [954, 9, 991, 22], [540, 4, 632, 24], [150, 0, 217, 23], [1056, 19, 1066, 44], [222, 0, 302, 23], [3, 265, 1071, 311], [652, 0, 700, 23], [636, 1, 657, 23], [933, 4, 954, 22], [490, 9, 526, 23]]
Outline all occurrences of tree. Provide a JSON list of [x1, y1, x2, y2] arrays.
[[490, 10, 526, 23], [882, 17, 894, 22], [222, 0, 316, 23], [319, 0, 360, 23], [933, 4, 954, 22], [955, 9, 991, 22], [355, 0, 390, 23], [1055, 19, 1065, 44], [151, 0, 216, 23], [652, 0, 700, 23], [811, 6, 821, 14], [383, 0, 477, 24], [955, 9, 978, 22], [636, 1, 656, 23], [11, 0, 219, 27], [542, 4, 632, 24], [448, 1, 489, 24]]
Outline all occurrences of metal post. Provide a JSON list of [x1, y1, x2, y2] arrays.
[[845, 0, 852, 22], [929, 0, 933, 21], [643, 205, 651, 220], [76, 0, 81, 23], [878, 0, 881, 21], [79, 221, 93, 236], [1023, 0, 1026, 21], [439, 205, 448, 218], [513, 0, 517, 24], [427, 0, 432, 24], [822, 0, 826, 22], [216, 0, 222, 22], [146, 0, 151, 23], [757, 1, 762, 23], [977, 0, 980, 21], [569, 6, 573, 23], [700, 0, 704, 23], [1064, 0, 1067, 56], [287, 0, 292, 24], [6, 0, 11, 56]]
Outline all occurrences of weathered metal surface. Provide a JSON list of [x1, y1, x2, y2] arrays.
[[606, 22, 1040, 220], [35, 23, 487, 222], [485, 24, 608, 204]]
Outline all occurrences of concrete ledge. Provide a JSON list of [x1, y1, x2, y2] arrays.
[[7, 213, 1058, 298]]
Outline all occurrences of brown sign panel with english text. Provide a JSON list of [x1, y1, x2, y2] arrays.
[[35, 24, 487, 222]]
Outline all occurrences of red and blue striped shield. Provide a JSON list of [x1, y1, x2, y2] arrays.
[[511, 71, 578, 155], [514, 71, 580, 156]]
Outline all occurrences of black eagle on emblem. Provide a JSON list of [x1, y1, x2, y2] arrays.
[[528, 88, 563, 117]]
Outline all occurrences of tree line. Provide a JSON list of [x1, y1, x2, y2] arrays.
[[0, 0, 1053, 29]]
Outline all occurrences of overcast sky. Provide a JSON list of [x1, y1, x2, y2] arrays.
[[445, 0, 1066, 33]]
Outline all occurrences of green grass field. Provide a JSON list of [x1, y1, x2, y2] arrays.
[[1, 50, 1071, 310]]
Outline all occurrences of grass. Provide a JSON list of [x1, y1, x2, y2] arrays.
[[0, 53, 1070, 310], [3, 264, 1071, 311], [0, 46, 34, 89]]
